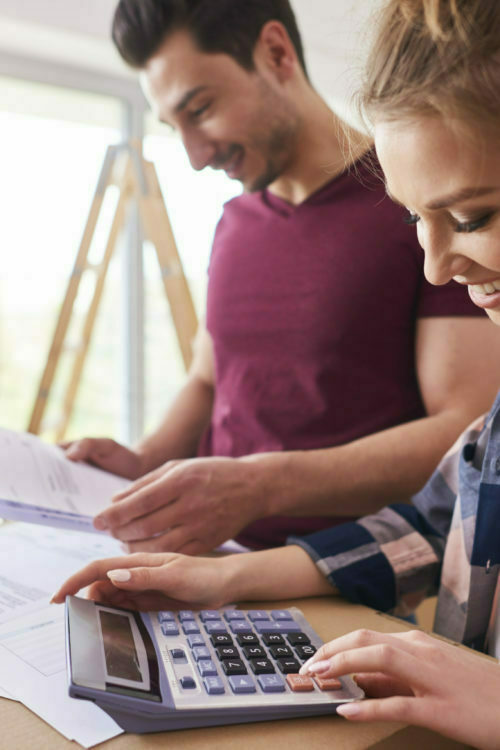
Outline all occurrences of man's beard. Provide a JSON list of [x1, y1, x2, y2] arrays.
[[214, 80, 301, 193], [246, 108, 301, 192]]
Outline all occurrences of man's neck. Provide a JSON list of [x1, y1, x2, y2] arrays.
[[267, 93, 372, 206]]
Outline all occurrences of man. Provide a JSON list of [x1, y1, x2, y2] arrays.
[[65, 0, 500, 554]]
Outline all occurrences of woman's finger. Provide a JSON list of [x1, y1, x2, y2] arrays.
[[300, 629, 427, 674], [50, 553, 168, 603], [303, 642, 429, 694], [337, 695, 421, 725]]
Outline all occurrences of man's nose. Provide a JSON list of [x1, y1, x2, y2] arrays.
[[182, 130, 215, 171]]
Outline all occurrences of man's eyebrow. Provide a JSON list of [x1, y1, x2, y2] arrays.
[[174, 85, 209, 114]]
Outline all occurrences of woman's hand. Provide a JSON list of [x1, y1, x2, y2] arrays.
[[300, 628, 500, 750], [50, 544, 333, 611], [50, 552, 237, 611]]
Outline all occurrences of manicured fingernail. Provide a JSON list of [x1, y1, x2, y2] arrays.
[[107, 569, 131, 582], [305, 660, 330, 674], [94, 516, 108, 530], [337, 703, 361, 718]]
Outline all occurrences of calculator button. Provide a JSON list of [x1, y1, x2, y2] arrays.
[[247, 610, 270, 621], [236, 633, 260, 646], [215, 645, 240, 661], [262, 633, 284, 646], [192, 646, 211, 661], [228, 675, 256, 694], [286, 674, 315, 692], [269, 645, 293, 659], [286, 632, 311, 646], [276, 658, 302, 674], [271, 610, 293, 621], [242, 645, 266, 660], [249, 659, 275, 675], [224, 609, 245, 621], [197, 660, 218, 677], [229, 620, 253, 634], [170, 648, 186, 660], [204, 676, 225, 695], [258, 674, 286, 693], [178, 611, 195, 621], [182, 621, 200, 635], [180, 676, 197, 689], [295, 644, 317, 660], [313, 676, 342, 691], [205, 621, 228, 634], [222, 659, 247, 676], [210, 633, 233, 646], [276, 622, 301, 633], [200, 610, 221, 621], [158, 611, 176, 623], [161, 622, 180, 636], [187, 634, 206, 648], [253, 621, 280, 634]]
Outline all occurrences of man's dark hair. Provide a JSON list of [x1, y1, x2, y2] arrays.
[[112, 0, 307, 75]]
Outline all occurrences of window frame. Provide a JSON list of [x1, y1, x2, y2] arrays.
[[0, 50, 148, 443]]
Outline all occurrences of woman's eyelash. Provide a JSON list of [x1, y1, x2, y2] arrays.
[[403, 211, 420, 226], [455, 213, 493, 233], [403, 211, 494, 233]]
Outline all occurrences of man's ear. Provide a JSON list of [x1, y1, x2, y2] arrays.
[[254, 21, 297, 82]]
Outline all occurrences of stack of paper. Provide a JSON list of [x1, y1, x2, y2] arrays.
[[0, 521, 126, 747]]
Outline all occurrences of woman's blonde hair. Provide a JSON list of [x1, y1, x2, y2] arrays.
[[359, 0, 500, 130]]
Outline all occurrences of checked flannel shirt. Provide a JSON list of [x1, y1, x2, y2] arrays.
[[291, 390, 500, 653]]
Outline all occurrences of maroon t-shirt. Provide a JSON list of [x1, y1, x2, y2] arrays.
[[198, 155, 483, 549]]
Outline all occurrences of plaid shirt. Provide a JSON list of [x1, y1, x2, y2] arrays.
[[291, 391, 500, 652]]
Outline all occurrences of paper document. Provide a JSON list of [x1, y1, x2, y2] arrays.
[[0, 607, 122, 747], [0, 523, 124, 746], [0, 522, 123, 624], [0, 427, 130, 532], [0, 685, 16, 701]]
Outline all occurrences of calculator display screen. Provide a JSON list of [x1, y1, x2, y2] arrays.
[[99, 611, 142, 682]]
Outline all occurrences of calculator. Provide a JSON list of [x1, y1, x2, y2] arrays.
[[65, 595, 363, 733]]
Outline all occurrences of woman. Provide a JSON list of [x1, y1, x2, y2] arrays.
[[53, 1, 500, 746]]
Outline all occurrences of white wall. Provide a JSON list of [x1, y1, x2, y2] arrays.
[[0, 0, 116, 37], [0, 0, 378, 111]]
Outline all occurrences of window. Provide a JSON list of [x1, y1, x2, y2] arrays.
[[0, 75, 123, 439], [0, 75, 241, 445]]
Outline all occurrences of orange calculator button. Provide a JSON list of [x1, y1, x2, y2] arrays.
[[313, 676, 342, 690], [286, 674, 315, 692]]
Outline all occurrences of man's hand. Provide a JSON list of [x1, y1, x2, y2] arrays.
[[93, 456, 270, 555], [300, 628, 500, 750], [62, 437, 146, 480]]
